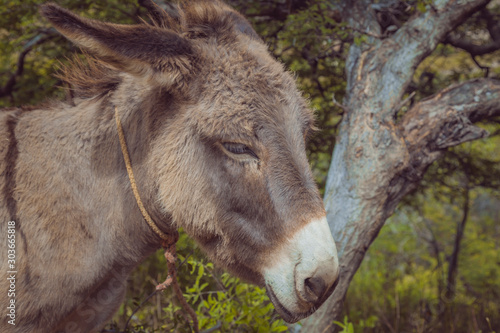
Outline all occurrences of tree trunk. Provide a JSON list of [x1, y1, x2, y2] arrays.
[[301, 0, 500, 331]]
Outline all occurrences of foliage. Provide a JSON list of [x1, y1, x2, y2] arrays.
[[272, 1, 348, 193], [345, 183, 500, 332], [334, 316, 355, 333], [104, 232, 288, 332]]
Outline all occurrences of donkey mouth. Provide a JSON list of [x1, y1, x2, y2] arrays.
[[265, 284, 315, 323], [265, 277, 340, 323]]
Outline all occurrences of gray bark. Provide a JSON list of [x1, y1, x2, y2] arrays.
[[300, 0, 500, 331]]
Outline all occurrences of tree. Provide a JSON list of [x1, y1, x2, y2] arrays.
[[300, 0, 500, 331]]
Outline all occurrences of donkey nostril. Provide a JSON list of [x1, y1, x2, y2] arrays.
[[304, 277, 327, 302]]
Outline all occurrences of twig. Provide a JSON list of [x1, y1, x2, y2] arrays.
[[0, 30, 56, 98], [332, 93, 349, 113], [123, 290, 157, 331], [346, 25, 383, 39], [471, 55, 489, 77], [200, 321, 222, 333], [395, 91, 416, 111], [178, 249, 194, 268]]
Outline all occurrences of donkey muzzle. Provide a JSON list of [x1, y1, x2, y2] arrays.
[[263, 216, 339, 323]]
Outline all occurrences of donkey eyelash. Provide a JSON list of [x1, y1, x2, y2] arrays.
[[222, 142, 259, 160]]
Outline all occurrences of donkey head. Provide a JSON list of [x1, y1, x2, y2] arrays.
[[41, 0, 339, 322]]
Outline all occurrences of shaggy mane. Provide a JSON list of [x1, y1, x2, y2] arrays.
[[57, 55, 122, 100]]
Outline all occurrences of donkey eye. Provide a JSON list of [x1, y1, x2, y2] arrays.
[[222, 142, 258, 159]]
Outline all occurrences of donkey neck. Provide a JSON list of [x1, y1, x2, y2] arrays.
[[31, 79, 175, 263]]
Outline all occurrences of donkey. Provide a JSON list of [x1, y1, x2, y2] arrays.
[[0, 0, 339, 331]]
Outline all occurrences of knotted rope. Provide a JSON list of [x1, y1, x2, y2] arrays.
[[115, 106, 199, 332], [156, 236, 199, 332]]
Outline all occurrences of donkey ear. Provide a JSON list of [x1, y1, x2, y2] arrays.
[[139, 0, 180, 29], [226, 11, 261, 40], [40, 3, 194, 86]]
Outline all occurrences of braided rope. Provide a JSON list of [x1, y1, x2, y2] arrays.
[[114, 106, 170, 241]]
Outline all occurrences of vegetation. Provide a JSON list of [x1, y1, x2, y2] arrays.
[[1, 0, 499, 332]]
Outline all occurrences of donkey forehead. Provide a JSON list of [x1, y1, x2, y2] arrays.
[[194, 87, 313, 142], [191, 43, 314, 140]]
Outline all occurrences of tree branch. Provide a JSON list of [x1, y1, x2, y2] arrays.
[[445, 6, 500, 57], [445, 33, 500, 56], [400, 78, 500, 165], [344, 0, 491, 118], [0, 31, 56, 99]]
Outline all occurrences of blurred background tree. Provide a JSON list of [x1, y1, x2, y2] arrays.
[[1, 0, 499, 332]]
